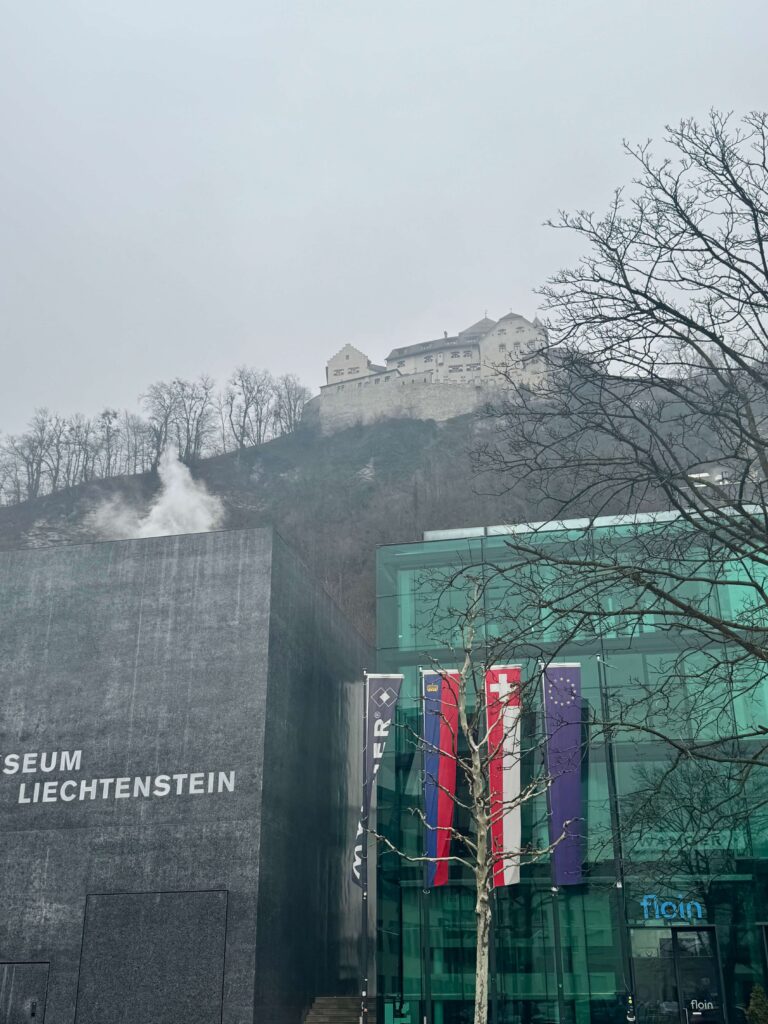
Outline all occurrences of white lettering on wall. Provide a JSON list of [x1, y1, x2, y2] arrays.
[[2, 751, 83, 775], [1, 751, 237, 806]]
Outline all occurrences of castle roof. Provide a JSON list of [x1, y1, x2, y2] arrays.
[[379, 311, 533, 364], [385, 336, 460, 361], [328, 342, 372, 362], [459, 316, 496, 337]]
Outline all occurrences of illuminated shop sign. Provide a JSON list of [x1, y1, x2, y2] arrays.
[[640, 894, 703, 921]]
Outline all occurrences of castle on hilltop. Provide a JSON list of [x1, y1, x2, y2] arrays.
[[303, 310, 547, 433]]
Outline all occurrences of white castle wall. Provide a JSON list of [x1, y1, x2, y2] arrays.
[[307, 312, 546, 435], [303, 376, 494, 433]]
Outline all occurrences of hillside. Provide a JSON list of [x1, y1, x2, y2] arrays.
[[0, 415, 532, 638]]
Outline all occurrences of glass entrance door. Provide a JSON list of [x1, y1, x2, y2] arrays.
[[630, 928, 725, 1024], [632, 928, 679, 1024], [671, 929, 724, 1024]]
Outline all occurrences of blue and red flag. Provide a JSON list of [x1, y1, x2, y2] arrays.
[[541, 662, 584, 886], [422, 670, 460, 887]]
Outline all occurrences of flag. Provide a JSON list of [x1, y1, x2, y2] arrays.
[[351, 674, 403, 888], [485, 665, 522, 887], [422, 670, 460, 887], [542, 662, 584, 886]]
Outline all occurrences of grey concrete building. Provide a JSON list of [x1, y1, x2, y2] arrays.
[[0, 528, 368, 1024]]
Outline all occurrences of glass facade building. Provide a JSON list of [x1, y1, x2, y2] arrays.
[[375, 520, 768, 1024]]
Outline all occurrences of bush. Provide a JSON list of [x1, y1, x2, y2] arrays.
[[747, 985, 768, 1024]]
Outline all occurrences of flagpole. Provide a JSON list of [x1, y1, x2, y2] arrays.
[[541, 663, 568, 1024], [351, 674, 402, 1024], [420, 883, 432, 1024], [361, 672, 370, 1024], [549, 882, 568, 1024], [420, 668, 433, 1024], [586, 518, 635, 1023], [596, 653, 635, 1021]]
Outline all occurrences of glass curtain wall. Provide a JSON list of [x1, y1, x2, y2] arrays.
[[375, 525, 768, 1024]]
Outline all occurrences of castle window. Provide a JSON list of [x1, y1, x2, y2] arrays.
[[424, 355, 433, 363], [498, 343, 506, 352], [384, 375, 391, 381], [348, 367, 360, 374], [449, 365, 463, 373], [497, 327, 507, 335], [450, 351, 460, 359], [375, 378, 380, 384], [397, 360, 406, 368], [333, 369, 344, 376], [345, 354, 350, 359], [463, 350, 473, 358]]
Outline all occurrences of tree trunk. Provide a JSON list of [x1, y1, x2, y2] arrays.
[[455, 639, 493, 1024], [474, 881, 491, 1024]]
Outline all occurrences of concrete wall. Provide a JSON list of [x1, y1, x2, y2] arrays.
[[0, 528, 369, 1024], [256, 536, 368, 1022]]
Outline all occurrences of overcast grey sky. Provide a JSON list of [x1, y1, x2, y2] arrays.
[[1, 1, 765, 434]]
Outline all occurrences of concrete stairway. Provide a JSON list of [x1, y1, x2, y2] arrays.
[[304, 996, 377, 1024]]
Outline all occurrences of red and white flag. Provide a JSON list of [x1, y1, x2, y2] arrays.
[[485, 665, 522, 887]]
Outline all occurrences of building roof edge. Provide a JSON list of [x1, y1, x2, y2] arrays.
[[421, 506, 762, 541]]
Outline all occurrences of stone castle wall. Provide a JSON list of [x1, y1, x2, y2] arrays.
[[303, 376, 494, 433], [310, 311, 546, 434]]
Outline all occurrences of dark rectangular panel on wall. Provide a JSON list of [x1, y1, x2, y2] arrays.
[[74, 890, 227, 1024], [0, 963, 49, 1024]]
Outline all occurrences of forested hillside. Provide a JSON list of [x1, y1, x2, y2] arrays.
[[0, 415, 534, 638]]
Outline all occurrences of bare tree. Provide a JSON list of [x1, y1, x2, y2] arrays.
[[172, 375, 216, 465], [119, 410, 154, 476], [0, 442, 24, 504], [96, 409, 120, 479], [475, 110, 768, 770], [57, 414, 96, 488], [224, 366, 276, 449], [374, 584, 562, 1024], [142, 381, 179, 469], [0, 365, 312, 504], [214, 392, 233, 455], [273, 373, 310, 436], [1, 410, 52, 500]]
